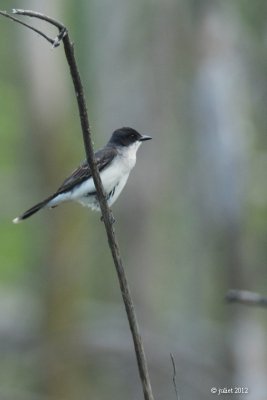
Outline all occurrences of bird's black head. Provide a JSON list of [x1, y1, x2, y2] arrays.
[[108, 127, 152, 147]]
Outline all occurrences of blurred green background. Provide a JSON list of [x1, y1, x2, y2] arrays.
[[1, 1, 267, 399]]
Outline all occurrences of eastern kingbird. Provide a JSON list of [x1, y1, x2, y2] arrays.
[[13, 127, 151, 223]]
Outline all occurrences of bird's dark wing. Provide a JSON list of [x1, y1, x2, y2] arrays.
[[55, 146, 117, 195]]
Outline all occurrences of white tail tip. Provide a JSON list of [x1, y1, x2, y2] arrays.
[[12, 217, 21, 224]]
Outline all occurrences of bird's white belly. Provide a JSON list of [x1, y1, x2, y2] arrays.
[[107, 173, 129, 206], [76, 155, 133, 210], [48, 145, 138, 211]]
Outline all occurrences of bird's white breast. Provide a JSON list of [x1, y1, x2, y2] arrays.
[[101, 141, 141, 189]]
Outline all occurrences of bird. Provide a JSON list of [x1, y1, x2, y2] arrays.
[[13, 127, 152, 223]]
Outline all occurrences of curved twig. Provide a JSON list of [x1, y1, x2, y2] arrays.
[[0, 10, 58, 46], [12, 9, 65, 29]]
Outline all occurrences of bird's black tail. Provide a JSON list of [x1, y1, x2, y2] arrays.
[[12, 194, 56, 223]]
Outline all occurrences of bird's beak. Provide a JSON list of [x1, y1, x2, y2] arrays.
[[139, 135, 152, 142]]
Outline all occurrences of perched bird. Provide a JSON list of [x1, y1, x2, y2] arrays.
[[13, 127, 151, 223]]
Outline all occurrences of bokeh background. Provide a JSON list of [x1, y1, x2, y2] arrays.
[[1, 1, 267, 399]]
